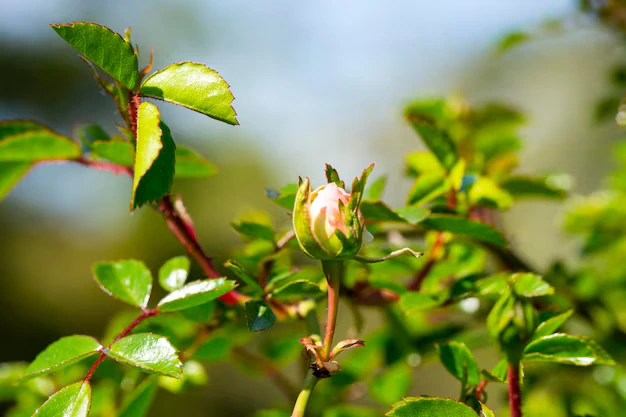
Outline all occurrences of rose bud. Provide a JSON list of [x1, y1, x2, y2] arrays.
[[293, 164, 373, 260]]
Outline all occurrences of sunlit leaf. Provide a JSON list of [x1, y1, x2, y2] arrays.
[[92, 260, 153, 308], [532, 310, 573, 340], [51, 22, 138, 90], [157, 278, 237, 311], [0, 121, 80, 162], [108, 333, 183, 378], [386, 397, 478, 416], [141, 62, 238, 125], [33, 381, 91, 417], [21, 336, 101, 382], [158, 256, 190, 292], [0, 162, 31, 200], [90, 139, 134, 167], [132, 102, 176, 210], [523, 333, 615, 366]]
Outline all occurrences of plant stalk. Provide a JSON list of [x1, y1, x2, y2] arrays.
[[291, 370, 318, 417], [321, 260, 343, 360], [507, 362, 522, 417]]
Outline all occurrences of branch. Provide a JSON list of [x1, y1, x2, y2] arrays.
[[84, 308, 158, 382]]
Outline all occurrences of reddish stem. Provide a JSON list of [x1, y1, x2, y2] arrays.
[[128, 92, 140, 136], [475, 379, 488, 401], [507, 362, 523, 417], [75, 158, 133, 176], [321, 261, 342, 361], [84, 309, 158, 382]]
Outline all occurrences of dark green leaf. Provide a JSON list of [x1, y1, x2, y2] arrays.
[[33, 381, 91, 417], [158, 256, 190, 292], [386, 397, 478, 417], [325, 164, 345, 188], [437, 342, 481, 386], [90, 139, 134, 167], [108, 333, 183, 378], [523, 333, 615, 366], [421, 215, 506, 247], [21, 336, 101, 382], [74, 123, 110, 146], [175, 147, 217, 179], [141, 62, 238, 125], [370, 363, 412, 405], [245, 300, 276, 332], [404, 100, 458, 170], [92, 260, 152, 308], [118, 377, 158, 417], [0, 162, 31, 200], [51, 22, 138, 90], [232, 221, 275, 241], [132, 102, 176, 210], [157, 278, 237, 311], [501, 175, 570, 200]]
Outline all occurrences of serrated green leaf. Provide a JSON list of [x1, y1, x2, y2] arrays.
[[132, 102, 176, 210], [501, 175, 570, 200], [245, 300, 276, 332], [0, 127, 80, 162], [437, 342, 481, 386], [511, 273, 553, 298], [405, 100, 458, 170], [421, 215, 506, 247], [480, 404, 496, 417], [175, 147, 217, 179], [474, 273, 509, 296], [157, 278, 237, 311], [118, 377, 158, 417], [20, 336, 101, 382], [51, 22, 138, 90], [90, 139, 134, 167], [532, 310, 573, 340], [141, 62, 238, 125], [0, 162, 31, 200], [108, 333, 183, 378], [523, 333, 615, 366], [370, 363, 412, 405], [323, 405, 379, 417], [33, 381, 91, 417], [386, 397, 478, 417], [158, 256, 190, 292], [92, 260, 152, 308]]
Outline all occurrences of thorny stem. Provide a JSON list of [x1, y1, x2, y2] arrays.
[[291, 370, 318, 417], [84, 309, 158, 382], [507, 362, 523, 417], [321, 260, 343, 361]]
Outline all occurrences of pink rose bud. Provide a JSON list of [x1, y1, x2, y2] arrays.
[[293, 164, 373, 260]]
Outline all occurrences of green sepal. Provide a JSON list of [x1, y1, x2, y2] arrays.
[[325, 164, 345, 188]]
